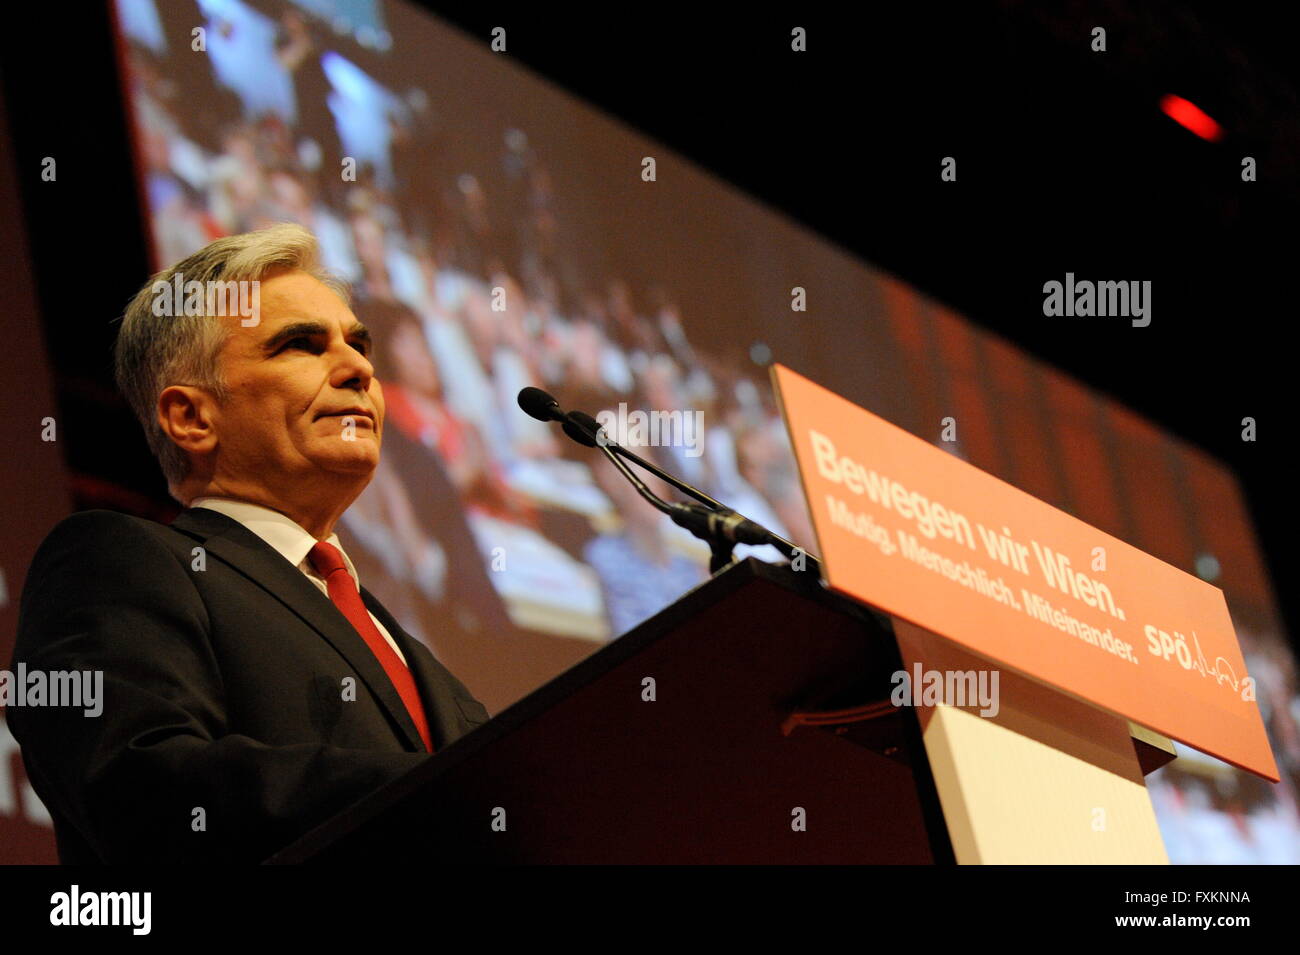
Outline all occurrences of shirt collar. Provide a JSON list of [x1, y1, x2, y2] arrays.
[[189, 496, 360, 586]]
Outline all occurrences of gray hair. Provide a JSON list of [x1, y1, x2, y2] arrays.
[[114, 223, 350, 502]]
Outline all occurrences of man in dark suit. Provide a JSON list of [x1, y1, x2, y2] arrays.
[[9, 223, 489, 863]]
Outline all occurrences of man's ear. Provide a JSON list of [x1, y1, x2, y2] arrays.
[[157, 385, 219, 458]]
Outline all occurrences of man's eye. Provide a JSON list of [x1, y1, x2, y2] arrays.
[[277, 336, 367, 356]]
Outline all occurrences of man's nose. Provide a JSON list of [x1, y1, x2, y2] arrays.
[[331, 341, 375, 389]]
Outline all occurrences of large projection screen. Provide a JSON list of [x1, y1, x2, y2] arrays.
[[106, 0, 1300, 863]]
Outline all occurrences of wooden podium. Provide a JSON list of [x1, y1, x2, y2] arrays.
[[266, 557, 1174, 864]]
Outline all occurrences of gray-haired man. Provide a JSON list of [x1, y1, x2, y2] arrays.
[[9, 224, 489, 863]]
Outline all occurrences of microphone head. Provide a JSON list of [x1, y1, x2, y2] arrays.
[[567, 411, 612, 447], [561, 416, 598, 448], [517, 386, 563, 422]]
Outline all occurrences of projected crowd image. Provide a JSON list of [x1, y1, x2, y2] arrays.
[[112, 0, 1300, 862]]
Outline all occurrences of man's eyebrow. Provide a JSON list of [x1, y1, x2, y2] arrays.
[[260, 321, 372, 353], [349, 323, 372, 350]]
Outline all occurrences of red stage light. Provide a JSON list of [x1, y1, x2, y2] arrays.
[[1159, 94, 1223, 142]]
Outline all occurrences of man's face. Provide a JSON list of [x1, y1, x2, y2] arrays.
[[208, 269, 384, 494]]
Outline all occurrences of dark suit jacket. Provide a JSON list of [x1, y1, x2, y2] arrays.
[[7, 506, 490, 864]]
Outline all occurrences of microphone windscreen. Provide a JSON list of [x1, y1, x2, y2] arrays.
[[562, 416, 598, 448], [517, 386, 561, 421]]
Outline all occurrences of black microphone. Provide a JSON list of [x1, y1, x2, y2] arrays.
[[566, 410, 604, 445], [518, 393, 723, 508], [517, 386, 564, 423], [561, 414, 598, 448], [565, 411, 723, 508], [514, 386, 820, 574], [560, 412, 773, 545]]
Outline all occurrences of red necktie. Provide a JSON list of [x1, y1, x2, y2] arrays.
[[308, 541, 433, 753]]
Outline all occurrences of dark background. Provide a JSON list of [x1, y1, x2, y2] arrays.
[[1, 0, 1294, 655]]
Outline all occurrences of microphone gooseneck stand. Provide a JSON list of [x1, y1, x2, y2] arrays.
[[517, 387, 821, 575]]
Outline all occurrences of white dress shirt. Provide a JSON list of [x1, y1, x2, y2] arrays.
[[190, 496, 408, 665]]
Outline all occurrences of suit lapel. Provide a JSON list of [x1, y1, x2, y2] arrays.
[[170, 507, 427, 752]]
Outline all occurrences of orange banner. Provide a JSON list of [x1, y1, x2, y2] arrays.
[[771, 364, 1278, 781]]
